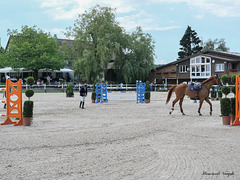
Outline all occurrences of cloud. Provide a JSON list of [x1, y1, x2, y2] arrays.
[[37, 0, 141, 20], [117, 11, 180, 31], [152, 0, 240, 17], [37, 0, 180, 32], [188, 0, 240, 17], [36, 0, 240, 36], [195, 14, 204, 19], [37, 0, 240, 21], [38, 0, 91, 20]]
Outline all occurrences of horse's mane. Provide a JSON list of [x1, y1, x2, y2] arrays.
[[201, 75, 215, 85]]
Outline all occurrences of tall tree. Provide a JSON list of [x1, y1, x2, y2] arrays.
[[0, 45, 7, 68], [6, 25, 66, 81], [202, 38, 229, 52], [65, 5, 155, 83], [178, 26, 203, 59], [65, 5, 122, 83], [114, 27, 155, 83]]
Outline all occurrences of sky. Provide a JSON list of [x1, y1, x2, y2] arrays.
[[1, 0, 240, 65]]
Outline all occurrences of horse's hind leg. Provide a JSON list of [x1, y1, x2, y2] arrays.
[[169, 98, 180, 115], [179, 97, 185, 115]]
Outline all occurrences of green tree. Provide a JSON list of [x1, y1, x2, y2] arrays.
[[65, 5, 122, 83], [114, 27, 155, 83], [202, 38, 229, 52], [65, 5, 155, 83], [178, 26, 203, 59], [6, 25, 66, 81], [0, 46, 7, 68]]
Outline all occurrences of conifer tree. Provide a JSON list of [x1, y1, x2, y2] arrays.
[[178, 26, 203, 59]]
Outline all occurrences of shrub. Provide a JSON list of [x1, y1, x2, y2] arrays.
[[23, 100, 33, 117], [25, 89, 34, 100], [231, 86, 236, 95], [145, 81, 150, 91], [211, 86, 216, 98], [145, 91, 150, 99], [211, 90, 216, 98], [26, 76, 34, 87], [220, 98, 231, 116], [221, 86, 230, 97], [145, 81, 151, 99], [91, 82, 96, 100], [66, 83, 74, 96], [231, 75, 237, 84], [91, 92, 96, 100], [218, 90, 222, 98], [23, 76, 35, 118], [231, 97, 236, 115], [221, 74, 229, 85]]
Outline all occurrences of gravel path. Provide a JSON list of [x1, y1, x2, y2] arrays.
[[0, 92, 238, 180]]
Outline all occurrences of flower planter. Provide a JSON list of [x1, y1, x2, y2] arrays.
[[23, 117, 32, 126], [145, 99, 150, 103], [66, 94, 74, 97], [92, 99, 96, 103], [211, 97, 215, 101], [222, 116, 231, 125], [230, 115, 235, 125]]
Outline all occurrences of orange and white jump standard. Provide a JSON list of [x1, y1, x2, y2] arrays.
[[0, 79, 23, 126], [232, 76, 240, 126]]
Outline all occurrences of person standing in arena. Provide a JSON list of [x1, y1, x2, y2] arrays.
[[79, 84, 88, 109]]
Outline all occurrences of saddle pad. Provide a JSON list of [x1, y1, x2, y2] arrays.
[[189, 84, 202, 91]]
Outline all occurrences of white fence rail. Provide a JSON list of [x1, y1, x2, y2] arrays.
[[0, 83, 168, 92]]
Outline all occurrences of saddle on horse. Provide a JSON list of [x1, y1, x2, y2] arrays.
[[189, 82, 202, 91]]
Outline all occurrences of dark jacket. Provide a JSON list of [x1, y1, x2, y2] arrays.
[[80, 86, 87, 96]]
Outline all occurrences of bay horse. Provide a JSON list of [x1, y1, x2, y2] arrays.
[[166, 75, 222, 116]]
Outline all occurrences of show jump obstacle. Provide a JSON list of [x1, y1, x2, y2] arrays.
[[95, 81, 145, 103], [0, 79, 23, 126], [232, 76, 240, 126], [96, 82, 108, 103]]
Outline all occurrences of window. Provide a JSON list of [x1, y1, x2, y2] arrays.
[[196, 57, 201, 63], [215, 64, 224, 72], [190, 56, 211, 79], [179, 65, 188, 73]]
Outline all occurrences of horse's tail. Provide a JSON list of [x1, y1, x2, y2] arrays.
[[166, 85, 177, 104]]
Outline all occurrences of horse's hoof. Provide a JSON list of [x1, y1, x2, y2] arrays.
[[210, 112, 212, 116], [169, 112, 172, 115], [199, 113, 202, 116], [182, 113, 185, 115]]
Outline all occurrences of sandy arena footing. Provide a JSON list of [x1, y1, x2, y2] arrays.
[[0, 92, 238, 179]]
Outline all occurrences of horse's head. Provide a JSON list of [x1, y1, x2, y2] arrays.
[[214, 74, 223, 87]]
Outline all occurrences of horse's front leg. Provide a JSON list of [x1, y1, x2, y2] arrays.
[[205, 98, 213, 115], [198, 99, 205, 116]]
